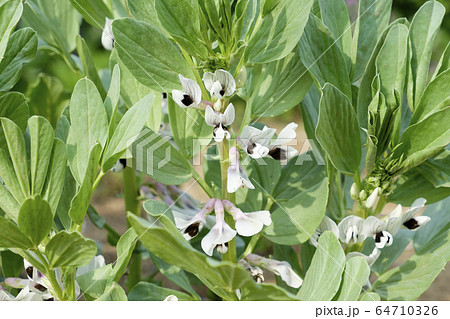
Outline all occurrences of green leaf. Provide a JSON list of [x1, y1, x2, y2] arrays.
[[245, 0, 313, 63], [357, 18, 407, 129], [69, 0, 113, 29], [55, 169, 77, 230], [96, 282, 127, 301], [318, 0, 351, 70], [28, 116, 54, 196], [168, 98, 211, 159], [76, 35, 106, 98], [128, 282, 194, 301], [0, 117, 30, 197], [298, 14, 351, 100], [0, 250, 24, 278], [414, 197, 450, 261], [316, 83, 361, 175], [110, 228, 138, 283], [104, 64, 120, 123], [272, 151, 326, 201], [351, 0, 392, 81], [112, 18, 195, 91], [358, 292, 381, 301], [18, 195, 53, 247], [334, 257, 370, 301], [0, 28, 37, 92], [249, 52, 312, 117], [408, 1, 445, 108], [127, 0, 169, 36], [432, 42, 450, 80], [102, 93, 153, 171], [0, 215, 32, 249], [151, 254, 200, 300], [109, 50, 154, 109], [22, 0, 80, 54], [67, 78, 108, 185], [298, 231, 345, 301], [129, 213, 299, 301], [42, 139, 67, 215], [0, 148, 24, 204], [375, 24, 408, 107], [0, 183, 20, 221], [155, 0, 208, 58], [393, 107, 450, 172], [76, 264, 113, 299], [389, 168, 450, 205], [46, 231, 97, 268], [68, 144, 102, 225], [27, 74, 69, 128], [0, 92, 29, 150], [415, 150, 450, 188], [410, 69, 450, 125], [264, 178, 328, 245], [373, 253, 446, 300], [0, 0, 23, 61], [130, 127, 192, 185], [371, 230, 414, 275]]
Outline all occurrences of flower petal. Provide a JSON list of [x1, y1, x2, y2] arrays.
[[227, 165, 242, 193], [214, 69, 236, 96], [271, 261, 303, 288], [202, 72, 214, 92], [221, 103, 235, 126], [205, 106, 217, 126], [271, 122, 298, 146], [338, 215, 366, 244], [179, 75, 201, 106], [101, 18, 114, 50], [365, 187, 380, 208]]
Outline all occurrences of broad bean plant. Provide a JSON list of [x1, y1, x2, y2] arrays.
[[0, 0, 449, 301]]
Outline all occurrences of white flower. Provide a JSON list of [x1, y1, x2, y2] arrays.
[[0, 284, 44, 301], [205, 103, 235, 142], [202, 69, 236, 99], [172, 75, 202, 108], [338, 215, 366, 245], [346, 247, 381, 267], [175, 198, 216, 240], [101, 17, 114, 51], [363, 216, 393, 249], [223, 200, 271, 237], [201, 200, 236, 256], [246, 254, 303, 288], [163, 295, 178, 301], [310, 216, 339, 247], [395, 198, 429, 231], [365, 187, 380, 208], [239, 123, 298, 160], [227, 146, 255, 193], [111, 158, 127, 173]]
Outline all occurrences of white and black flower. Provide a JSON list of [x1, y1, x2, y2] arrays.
[[205, 103, 235, 142], [101, 17, 114, 51], [201, 200, 237, 256], [110, 158, 128, 173], [310, 216, 339, 247], [388, 198, 429, 232], [202, 69, 236, 99], [175, 198, 216, 240], [338, 215, 367, 245], [227, 146, 255, 193], [223, 200, 271, 237], [365, 187, 381, 209], [238, 259, 264, 283], [172, 75, 202, 108], [239, 123, 298, 160], [346, 247, 381, 267], [363, 216, 393, 249], [246, 254, 303, 288]]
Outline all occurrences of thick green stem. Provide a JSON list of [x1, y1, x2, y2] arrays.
[[33, 249, 66, 301], [123, 166, 141, 290], [373, 195, 388, 216], [240, 233, 261, 259], [180, 46, 210, 99], [218, 140, 236, 263]]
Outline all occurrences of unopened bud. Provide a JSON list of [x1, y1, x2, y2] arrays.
[[359, 190, 367, 201], [350, 183, 359, 200]]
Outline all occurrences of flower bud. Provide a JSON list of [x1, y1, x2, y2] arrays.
[[359, 190, 367, 201], [350, 183, 359, 200]]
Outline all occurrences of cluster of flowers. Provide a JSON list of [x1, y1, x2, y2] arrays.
[[0, 256, 105, 301], [311, 198, 430, 266]]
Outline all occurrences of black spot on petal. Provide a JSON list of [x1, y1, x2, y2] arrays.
[[219, 89, 225, 96], [403, 218, 419, 230], [26, 266, 33, 279], [181, 94, 193, 106], [375, 232, 383, 243], [184, 222, 200, 238], [34, 283, 47, 292], [268, 147, 287, 161]]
